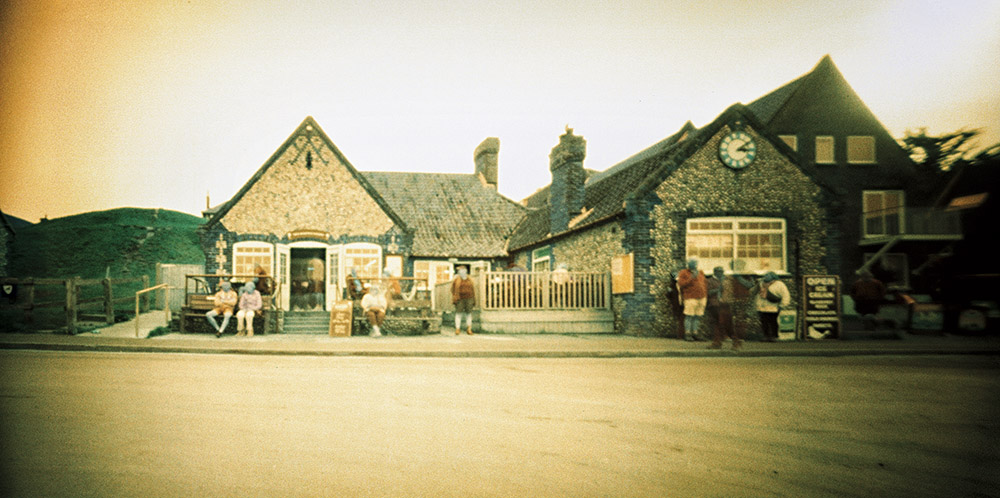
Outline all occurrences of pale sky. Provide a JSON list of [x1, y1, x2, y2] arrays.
[[2, 0, 998, 223]]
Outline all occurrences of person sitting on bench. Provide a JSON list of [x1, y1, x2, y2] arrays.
[[206, 280, 238, 337], [362, 284, 387, 337], [236, 282, 262, 337]]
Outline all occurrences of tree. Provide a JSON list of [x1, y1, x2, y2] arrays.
[[900, 128, 980, 173]]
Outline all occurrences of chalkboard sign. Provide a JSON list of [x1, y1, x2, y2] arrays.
[[802, 275, 841, 339], [328, 301, 353, 337]]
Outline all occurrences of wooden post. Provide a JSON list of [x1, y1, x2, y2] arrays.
[[24, 278, 35, 325], [103, 278, 114, 324], [65, 277, 78, 335], [141, 275, 150, 313]]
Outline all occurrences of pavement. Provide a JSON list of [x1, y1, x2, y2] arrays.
[[1, 311, 998, 358]]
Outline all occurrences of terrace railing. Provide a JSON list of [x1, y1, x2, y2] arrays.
[[433, 271, 610, 311]]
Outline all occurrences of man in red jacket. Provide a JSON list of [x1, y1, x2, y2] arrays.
[[676, 259, 707, 341]]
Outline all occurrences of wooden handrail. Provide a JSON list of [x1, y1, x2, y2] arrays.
[[135, 283, 170, 338]]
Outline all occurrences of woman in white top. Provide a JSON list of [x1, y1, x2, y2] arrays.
[[755, 272, 790, 342]]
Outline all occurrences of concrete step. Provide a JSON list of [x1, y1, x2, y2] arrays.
[[283, 311, 330, 334]]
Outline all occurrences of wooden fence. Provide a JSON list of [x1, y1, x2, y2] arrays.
[[433, 271, 610, 311], [0, 276, 150, 334]]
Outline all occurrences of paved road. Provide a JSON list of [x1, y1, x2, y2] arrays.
[[1, 352, 997, 497]]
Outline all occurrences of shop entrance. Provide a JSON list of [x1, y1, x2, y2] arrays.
[[290, 248, 326, 311]]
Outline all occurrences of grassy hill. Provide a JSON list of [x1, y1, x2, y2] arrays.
[[4, 208, 205, 331], [9, 207, 204, 280]]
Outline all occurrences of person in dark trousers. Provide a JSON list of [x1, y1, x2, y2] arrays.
[[451, 266, 475, 335], [706, 266, 752, 350], [755, 272, 790, 342]]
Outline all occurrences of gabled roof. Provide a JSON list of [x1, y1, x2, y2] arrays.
[[508, 104, 823, 252], [362, 172, 526, 258], [204, 116, 408, 232], [507, 121, 699, 251], [746, 55, 835, 126]]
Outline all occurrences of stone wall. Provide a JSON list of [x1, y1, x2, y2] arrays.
[[649, 125, 838, 338], [0, 225, 9, 275], [220, 132, 395, 237]]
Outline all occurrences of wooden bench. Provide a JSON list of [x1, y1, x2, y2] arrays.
[[351, 298, 440, 335], [180, 294, 274, 334]]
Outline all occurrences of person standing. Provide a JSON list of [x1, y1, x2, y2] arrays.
[[850, 270, 886, 330], [451, 266, 475, 335], [706, 266, 752, 350], [676, 259, 708, 341], [755, 272, 790, 342], [206, 280, 238, 338], [361, 284, 387, 337], [236, 282, 262, 337]]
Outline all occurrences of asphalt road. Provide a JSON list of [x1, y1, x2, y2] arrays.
[[1, 352, 998, 497]]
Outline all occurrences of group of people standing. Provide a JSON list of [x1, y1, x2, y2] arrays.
[[674, 259, 791, 348]]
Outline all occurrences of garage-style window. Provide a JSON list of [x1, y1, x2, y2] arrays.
[[686, 217, 787, 273]]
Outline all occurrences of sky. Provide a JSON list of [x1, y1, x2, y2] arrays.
[[2, 0, 999, 223]]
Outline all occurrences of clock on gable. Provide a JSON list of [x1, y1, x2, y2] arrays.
[[718, 130, 758, 169]]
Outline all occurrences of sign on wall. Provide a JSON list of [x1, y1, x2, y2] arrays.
[[802, 275, 841, 339], [611, 253, 634, 294]]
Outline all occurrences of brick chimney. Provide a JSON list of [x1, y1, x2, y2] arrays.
[[474, 137, 499, 189], [548, 127, 586, 234]]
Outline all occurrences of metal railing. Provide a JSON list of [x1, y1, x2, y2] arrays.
[[861, 207, 962, 239]]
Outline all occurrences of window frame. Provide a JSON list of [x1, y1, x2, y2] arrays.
[[686, 217, 788, 274], [862, 190, 905, 237], [341, 242, 382, 283], [231, 241, 274, 278], [532, 246, 551, 272], [815, 135, 835, 164], [847, 135, 876, 164]]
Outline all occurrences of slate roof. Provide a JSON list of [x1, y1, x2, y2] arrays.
[[362, 172, 526, 258], [508, 121, 698, 251], [746, 71, 807, 125]]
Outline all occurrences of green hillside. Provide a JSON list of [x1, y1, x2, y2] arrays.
[[9, 207, 205, 280], [4, 208, 205, 331]]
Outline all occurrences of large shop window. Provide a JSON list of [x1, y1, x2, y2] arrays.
[[863, 190, 904, 237], [232, 242, 273, 277], [343, 243, 382, 280], [686, 217, 787, 274]]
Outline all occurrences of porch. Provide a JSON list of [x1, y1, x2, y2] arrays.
[[433, 270, 614, 334]]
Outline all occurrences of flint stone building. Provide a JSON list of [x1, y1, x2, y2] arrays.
[[201, 56, 950, 337]]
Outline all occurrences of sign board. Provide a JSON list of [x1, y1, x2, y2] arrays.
[[802, 275, 841, 339], [611, 253, 634, 294], [910, 303, 944, 332], [778, 309, 797, 341], [328, 301, 353, 337]]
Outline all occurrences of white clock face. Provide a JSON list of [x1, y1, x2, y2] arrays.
[[719, 131, 758, 169]]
